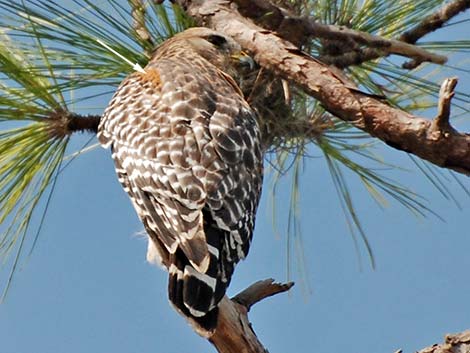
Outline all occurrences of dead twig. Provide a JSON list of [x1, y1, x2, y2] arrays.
[[233, 279, 294, 311], [431, 77, 458, 135]]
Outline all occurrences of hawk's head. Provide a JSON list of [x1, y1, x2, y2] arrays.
[[150, 27, 253, 73]]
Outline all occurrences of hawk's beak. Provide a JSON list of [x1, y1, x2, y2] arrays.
[[231, 51, 255, 69]]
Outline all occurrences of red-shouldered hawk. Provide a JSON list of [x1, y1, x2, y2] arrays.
[[98, 28, 263, 332]]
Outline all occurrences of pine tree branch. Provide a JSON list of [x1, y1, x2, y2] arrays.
[[400, 0, 470, 44], [174, 0, 470, 176], [46, 109, 100, 138], [232, 278, 294, 311], [320, 0, 470, 69], [399, 0, 470, 69], [207, 279, 293, 353], [229, 0, 470, 68], [321, 24, 446, 64]]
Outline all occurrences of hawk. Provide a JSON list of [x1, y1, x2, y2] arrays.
[[98, 27, 263, 331]]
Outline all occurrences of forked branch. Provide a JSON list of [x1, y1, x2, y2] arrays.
[[231, 0, 457, 68], [208, 279, 294, 353]]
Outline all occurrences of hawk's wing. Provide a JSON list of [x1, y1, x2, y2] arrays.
[[98, 55, 263, 328]]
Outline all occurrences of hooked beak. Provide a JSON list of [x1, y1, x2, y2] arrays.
[[231, 51, 255, 69]]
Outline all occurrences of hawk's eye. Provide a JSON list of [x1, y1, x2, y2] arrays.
[[205, 34, 227, 47]]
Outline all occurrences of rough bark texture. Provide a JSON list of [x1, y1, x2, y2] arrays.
[[209, 297, 268, 353], [46, 109, 101, 138], [176, 0, 470, 176], [207, 279, 293, 353]]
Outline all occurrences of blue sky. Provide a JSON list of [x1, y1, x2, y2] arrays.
[[0, 3, 469, 353]]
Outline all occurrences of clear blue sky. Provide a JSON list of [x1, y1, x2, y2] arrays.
[[0, 3, 469, 353]]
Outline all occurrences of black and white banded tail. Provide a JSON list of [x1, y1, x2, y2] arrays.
[[168, 210, 237, 331]]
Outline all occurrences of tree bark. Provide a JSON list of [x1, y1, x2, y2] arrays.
[[175, 0, 470, 176], [46, 109, 101, 138], [207, 279, 294, 353]]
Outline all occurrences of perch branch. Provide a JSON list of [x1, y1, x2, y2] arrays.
[[208, 279, 293, 353], [175, 0, 470, 175]]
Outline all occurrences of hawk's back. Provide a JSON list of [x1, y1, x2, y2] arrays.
[[98, 28, 263, 331]]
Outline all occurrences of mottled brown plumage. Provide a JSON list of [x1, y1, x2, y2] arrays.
[[98, 28, 263, 331]]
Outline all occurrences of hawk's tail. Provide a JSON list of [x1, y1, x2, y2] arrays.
[[168, 251, 220, 332], [168, 215, 234, 332]]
